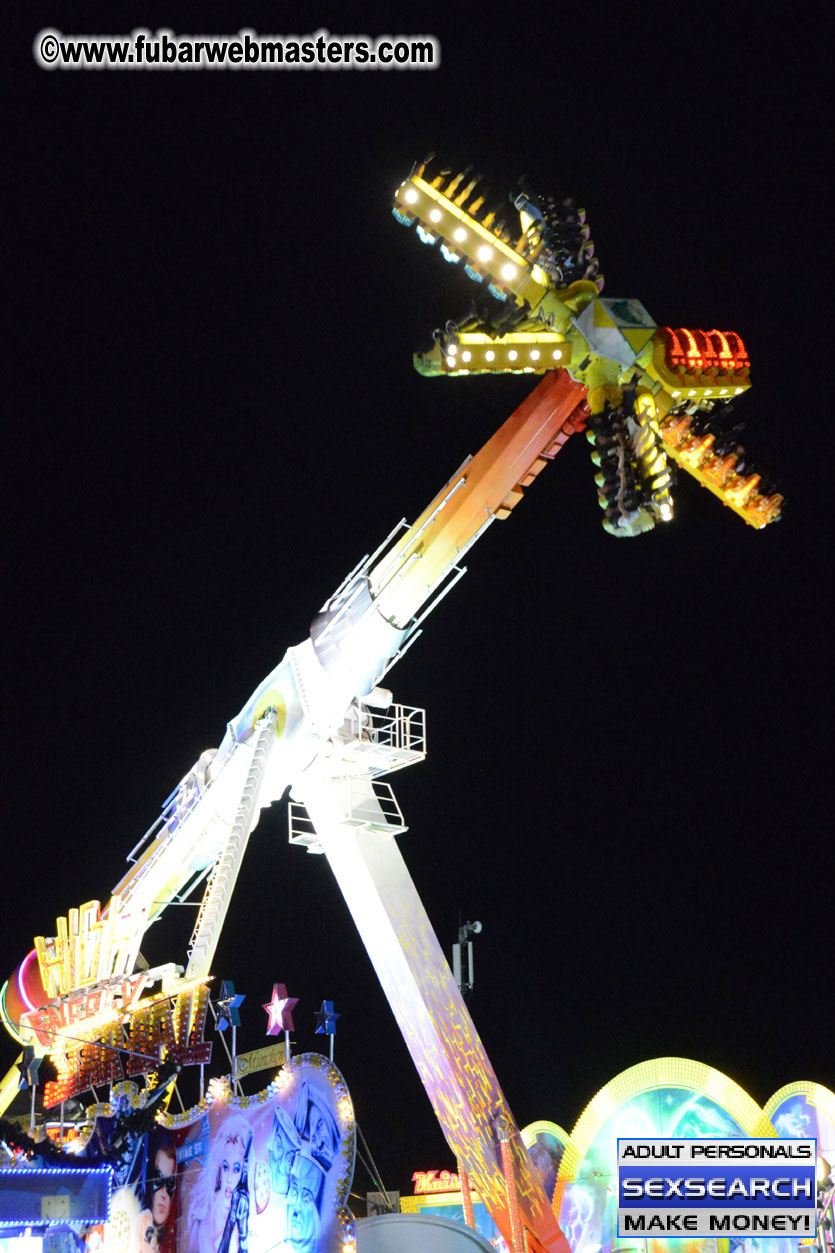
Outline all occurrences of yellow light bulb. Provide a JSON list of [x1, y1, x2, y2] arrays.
[[453, 228, 466, 243]]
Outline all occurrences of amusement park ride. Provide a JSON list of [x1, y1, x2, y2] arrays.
[[0, 158, 782, 1253]]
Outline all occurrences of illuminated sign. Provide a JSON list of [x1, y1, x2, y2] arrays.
[[36, 981, 212, 1108], [412, 1169, 461, 1194], [34, 898, 138, 999], [233, 1041, 287, 1080], [0, 1169, 111, 1227], [660, 327, 749, 373], [617, 1137, 817, 1239]]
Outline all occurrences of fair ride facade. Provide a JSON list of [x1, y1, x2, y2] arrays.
[[3, 156, 817, 1253]]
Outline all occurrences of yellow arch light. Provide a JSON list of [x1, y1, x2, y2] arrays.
[[556, 1056, 777, 1186], [763, 1081, 835, 1133], [521, 1118, 572, 1152]]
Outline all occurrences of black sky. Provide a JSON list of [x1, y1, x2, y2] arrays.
[[4, 2, 831, 1198]]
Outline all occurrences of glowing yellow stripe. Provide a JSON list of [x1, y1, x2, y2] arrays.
[[454, 332, 567, 346], [410, 176, 528, 269], [398, 176, 552, 309], [41, 977, 209, 1054], [424, 330, 572, 376]]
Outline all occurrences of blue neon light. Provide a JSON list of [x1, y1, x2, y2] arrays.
[[0, 1168, 112, 1228]]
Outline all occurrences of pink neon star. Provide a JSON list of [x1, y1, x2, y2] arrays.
[[262, 983, 298, 1035]]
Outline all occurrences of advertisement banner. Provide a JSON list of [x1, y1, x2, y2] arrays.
[[617, 1138, 816, 1240]]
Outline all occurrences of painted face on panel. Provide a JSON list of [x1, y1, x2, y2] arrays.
[[219, 1138, 245, 1211], [268, 1106, 300, 1197], [137, 1210, 160, 1253], [286, 1154, 324, 1253], [152, 1148, 177, 1227]]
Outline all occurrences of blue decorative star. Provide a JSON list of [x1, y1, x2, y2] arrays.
[[17, 1045, 41, 1089], [215, 980, 245, 1031], [314, 1000, 340, 1035]]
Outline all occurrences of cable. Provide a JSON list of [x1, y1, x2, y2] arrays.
[[355, 1120, 394, 1210]]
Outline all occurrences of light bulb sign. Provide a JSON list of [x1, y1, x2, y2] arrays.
[[617, 1138, 817, 1239], [27, 980, 213, 1108]]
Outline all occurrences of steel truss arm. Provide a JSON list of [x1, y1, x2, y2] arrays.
[[300, 775, 570, 1253]]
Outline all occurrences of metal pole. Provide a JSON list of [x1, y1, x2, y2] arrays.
[[498, 1123, 525, 1253], [457, 1156, 476, 1230]]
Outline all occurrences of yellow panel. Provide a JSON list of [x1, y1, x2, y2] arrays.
[[623, 326, 656, 354], [592, 302, 615, 328]]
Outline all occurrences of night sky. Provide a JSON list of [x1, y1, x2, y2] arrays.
[[4, 3, 831, 1200]]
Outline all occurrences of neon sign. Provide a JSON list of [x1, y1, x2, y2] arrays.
[[412, 1169, 461, 1194], [0, 1168, 112, 1227], [34, 981, 212, 1108], [34, 898, 139, 999], [660, 326, 749, 373]]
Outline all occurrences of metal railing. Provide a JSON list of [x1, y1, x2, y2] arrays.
[[288, 778, 408, 852]]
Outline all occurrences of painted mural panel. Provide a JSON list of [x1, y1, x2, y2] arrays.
[[522, 1123, 569, 1208], [768, 1089, 835, 1162], [81, 1100, 180, 1253], [175, 1057, 354, 1253]]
